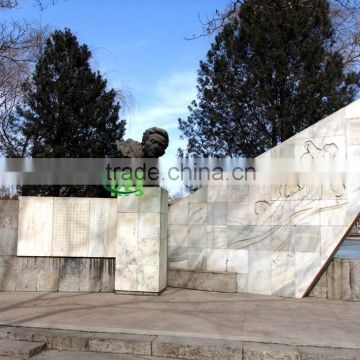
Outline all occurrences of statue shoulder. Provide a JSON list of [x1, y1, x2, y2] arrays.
[[116, 139, 144, 158]]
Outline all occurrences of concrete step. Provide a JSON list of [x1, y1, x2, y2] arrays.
[[32, 351, 173, 359], [2, 326, 360, 360], [0, 339, 45, 359]]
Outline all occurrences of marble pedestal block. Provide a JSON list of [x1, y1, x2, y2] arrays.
[[115, 187, 168, 295]]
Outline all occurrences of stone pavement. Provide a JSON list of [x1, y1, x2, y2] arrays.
[[0, 288, 359, 350]]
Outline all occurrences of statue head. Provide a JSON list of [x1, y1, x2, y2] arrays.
[[142, 127, 169, 158]]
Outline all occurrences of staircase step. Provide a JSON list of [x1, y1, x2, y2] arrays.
[[32, 351, 173, 359], [0, 339, 45, 359]]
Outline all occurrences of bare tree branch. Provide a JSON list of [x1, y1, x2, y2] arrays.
[[188, 0, 360, 68]]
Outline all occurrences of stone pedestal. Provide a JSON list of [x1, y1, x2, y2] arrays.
[[115, 187, 168, 295]]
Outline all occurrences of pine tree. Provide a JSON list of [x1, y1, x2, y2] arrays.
[[179, 0, 360, 158], [18, 28, 125, 196]]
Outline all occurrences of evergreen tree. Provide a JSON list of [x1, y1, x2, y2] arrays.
[[179, 0, 360, 157], [18, 28, 125, 196]]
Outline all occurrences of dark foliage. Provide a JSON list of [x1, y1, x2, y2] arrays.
[[179, 0, 360, 157], [18, 28, 125, 196]]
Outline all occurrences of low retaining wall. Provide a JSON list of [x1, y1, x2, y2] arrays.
[[310, 258, 360, 301], [0, 256, 115, 292]]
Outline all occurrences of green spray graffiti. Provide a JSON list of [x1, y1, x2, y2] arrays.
[[102, 171, 144, 197]]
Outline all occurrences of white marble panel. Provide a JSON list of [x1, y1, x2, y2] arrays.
[[168, 225, 188, 247], [266, 200, 295, 226], [188, 247, 207, 270], [227, 202, 250, 226], [137, 265, 160, 292], [137, 238, 160, 265], [207, 185, 228, 203], [227, 185, 249, 202], [347, 118, 360, 145], [319, 200, 348, 226], [271, 252, 295, 296], [227, 249, 248, 274], [293, 200, 321, 226], [270, 143, 295, 158], [293, 225, 320, 253], [138, 213, 161, 239], [207, 202, 227, 225], [345, 99, 360, 118], [52, 198, 90, 257], [117, 195, 139, 213], [88, 199, 116, 257], [207, 225, 227, 249], [116, 213, 138, 240], [188, 203, 208, 224], [237, 274, 248, 293], [115, 265, 137, 291], [139, 187, 161, 213], [188, 186, 207, 203], [188, 225, 207, 248], [168, 198, 188, 225], [206, 248, 227, 272], [116, 234, 137, 266], [295, 252, 320, 298], [248, 250, 272, 295], [311, 109, 345, 137], [17, 197, 53, 256]]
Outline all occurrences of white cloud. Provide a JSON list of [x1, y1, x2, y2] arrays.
[[124, 70, 197, 151], [120, 70, 197, 195]]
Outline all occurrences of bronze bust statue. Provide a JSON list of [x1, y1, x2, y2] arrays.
[[116, 127, 169, 158]]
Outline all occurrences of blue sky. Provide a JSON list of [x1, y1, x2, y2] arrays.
[[1, 0, 230, 159]]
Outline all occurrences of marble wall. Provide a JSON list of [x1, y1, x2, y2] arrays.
[[168, 100, 360, 298], [18, 197, 117, 258], [116, 187, 168, 294], [16, 188, 168, 295]]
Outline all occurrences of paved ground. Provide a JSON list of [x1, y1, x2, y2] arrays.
[[0, 288, 359, 349]]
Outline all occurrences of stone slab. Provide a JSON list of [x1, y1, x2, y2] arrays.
[[0, 339, 45, 359], [36, 258, 60, 292], [0, 200, 18, 229], [0, 229, 17, 256], [152, 335, 243, 360], [0, 256, 17, 291], [15, 257, 37, 292], [167, 268, 237, 293], [17, 197, 53, 257], [243, 342, 299, 360], [298, 346, 360, 360], [88, 199, 117, 258], [52, 198, 90, 257], [88, 333, 154, 355], [32, 351, 174, 360], [0, 256, 114, 293]]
